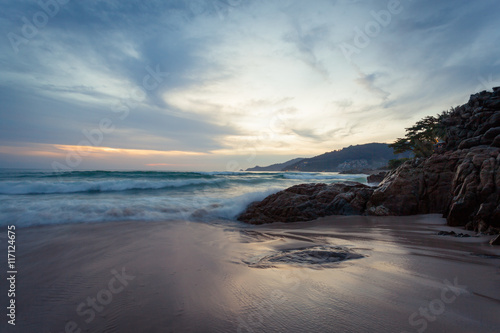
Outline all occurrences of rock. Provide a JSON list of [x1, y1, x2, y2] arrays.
[[366, 161, 421, 215], [438, 231, 456, 236], [238, 88, 500, 233], [458, 136, 482, 149], [339, 169, 370, 174], [437, 231, 471, 237], [237, 182, 374, 224], [484, 99, 500, 110], [367, 172, 387, 184], [366, 151, 464, 216], [481, 127, 500, 145], [491, 134, 500, 148], [490, 235, 500, 245]]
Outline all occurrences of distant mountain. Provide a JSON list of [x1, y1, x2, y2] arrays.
[[246, 158, 305, 171], [283, 143, 411, 172]]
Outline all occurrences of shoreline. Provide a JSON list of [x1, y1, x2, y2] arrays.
[[1, 215, 499, 332]]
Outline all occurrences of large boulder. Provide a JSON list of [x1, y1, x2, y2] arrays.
[[367, 172, 387, 184], [365, 146, 500, 233], [366, 151, 463, 216], [237, 182, 374, 224]]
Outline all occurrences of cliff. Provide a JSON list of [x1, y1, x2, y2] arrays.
[[238, 88, 500, 234]]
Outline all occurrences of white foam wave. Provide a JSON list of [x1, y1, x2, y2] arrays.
[[0, 170, 368, 227], [0, 187, 284, 227], [282, 173, 364, 180], [192, 187, 284, 221], [0, 178, 226, 195], [198, 171, 250, 176]]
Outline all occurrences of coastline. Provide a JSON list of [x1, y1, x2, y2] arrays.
[[2, 215, 499, 332]]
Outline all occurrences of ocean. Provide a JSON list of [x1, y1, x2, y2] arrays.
[[0, 169, 367, 227], [2, 169, 499, 333]]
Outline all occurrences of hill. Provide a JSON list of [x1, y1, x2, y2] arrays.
[[246, 158, 305, 171], [283, 143, 410, 172]]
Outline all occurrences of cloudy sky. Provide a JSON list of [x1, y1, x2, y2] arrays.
[[1, 0, 499, 171]]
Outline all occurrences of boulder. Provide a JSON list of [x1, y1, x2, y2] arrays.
[[367, 172, 387, 184], [458, 136, 481, 149], [491, 134, 500, 148], [237, 182, 374, 224]]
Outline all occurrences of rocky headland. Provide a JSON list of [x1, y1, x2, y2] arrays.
[[238, 88, 500, 235], [246, 143, 410, 172]]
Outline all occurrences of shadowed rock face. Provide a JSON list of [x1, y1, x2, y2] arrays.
[[367, 172, 387, 184], [237, 182, 374, 224], [366, 147, 500, 233], [238, 88, 500, 234], [367, 88, 500, 233]]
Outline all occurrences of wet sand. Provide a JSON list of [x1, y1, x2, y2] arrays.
[[1, 215, 499, 332]]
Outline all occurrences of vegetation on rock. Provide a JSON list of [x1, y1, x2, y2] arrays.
[[389, 112, 450, 157]]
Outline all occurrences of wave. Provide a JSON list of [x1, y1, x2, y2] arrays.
[[281, 173, 366, 180], [0, 170, 217, 180], [198, 171, 282, 176], [0, 170, 369, 227], [0, 187, 284, 227], [198, 171, 249, 176], [0, 178, 229, 195]]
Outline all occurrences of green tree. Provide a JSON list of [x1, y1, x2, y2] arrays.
[[389, 111, 449, 158]]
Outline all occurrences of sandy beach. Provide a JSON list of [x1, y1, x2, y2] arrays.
[[1, 215, 499, 333]]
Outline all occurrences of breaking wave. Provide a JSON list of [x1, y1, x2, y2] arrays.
[[0, 170, 369, 227]]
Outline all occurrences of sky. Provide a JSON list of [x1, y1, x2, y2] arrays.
[[1, 0, 499, 171]]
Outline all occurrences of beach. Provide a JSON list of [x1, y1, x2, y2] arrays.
[[2, 214, 499, 333], [2, 1, 500, 332]]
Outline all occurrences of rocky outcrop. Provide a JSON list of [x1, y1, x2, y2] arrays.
[[443, 88, 500, 151], [238, 182, 374, 224], [366, 151, 464, 216], [366, 146, 500, 233], [367, 172, 387, 184], [238, 88, 500, 234], [370, 88, 500, 234]]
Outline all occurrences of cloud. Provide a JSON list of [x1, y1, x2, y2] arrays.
[[0, 0, 499, 170], [355, 71, 390, 100]]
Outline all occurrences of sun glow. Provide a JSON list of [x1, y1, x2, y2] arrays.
[[53, 145, 209, 157], [0, 144, 208, 158]]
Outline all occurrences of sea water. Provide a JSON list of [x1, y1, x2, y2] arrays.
[[0, 169, 367, 227]]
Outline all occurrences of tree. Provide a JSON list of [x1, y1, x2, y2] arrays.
[[389, 111, 450, 158]]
